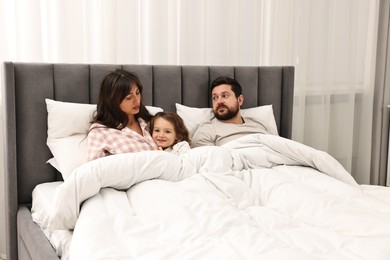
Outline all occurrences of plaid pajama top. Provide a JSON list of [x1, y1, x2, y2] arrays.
[[87, 118, 158, 161]]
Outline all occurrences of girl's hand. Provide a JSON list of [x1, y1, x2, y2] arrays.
[[157, 146, 163, 151]]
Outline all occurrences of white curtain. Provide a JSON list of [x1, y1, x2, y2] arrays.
[[0, 0, 379, 258]]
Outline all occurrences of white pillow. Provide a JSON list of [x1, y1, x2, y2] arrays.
[[240, 106, 278, 133], [46, 99, 97, 139], [47, 134, 88, 180], [46, 99, 163, 179], [175, 103, 278, 138], [175, 104, 214, 138]]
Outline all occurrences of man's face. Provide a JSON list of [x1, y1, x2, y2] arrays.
[[211, 84, 243, 121]]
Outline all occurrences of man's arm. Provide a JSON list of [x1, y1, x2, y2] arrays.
[[191, 123, 216, 148]]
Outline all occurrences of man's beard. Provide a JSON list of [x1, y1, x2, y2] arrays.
[[213, 105, 239, 121]]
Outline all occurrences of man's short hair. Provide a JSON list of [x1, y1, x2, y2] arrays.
[[210, 76, 242, 97]]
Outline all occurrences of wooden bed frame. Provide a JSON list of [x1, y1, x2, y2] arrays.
[[2, 62, 294, 260]]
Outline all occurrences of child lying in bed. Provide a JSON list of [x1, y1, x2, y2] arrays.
[[150, 112, 191, 155]]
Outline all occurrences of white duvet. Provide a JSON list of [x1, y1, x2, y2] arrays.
[[47, 134, 390, 260]]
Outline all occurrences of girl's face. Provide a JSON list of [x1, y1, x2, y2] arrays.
[[152, 117, 177, 149], [119, 84, 141, 116]]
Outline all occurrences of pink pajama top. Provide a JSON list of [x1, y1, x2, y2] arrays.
[[87, 118, 158, 161]]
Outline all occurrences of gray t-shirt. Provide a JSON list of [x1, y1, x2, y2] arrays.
[[191, 117, 278, 147]]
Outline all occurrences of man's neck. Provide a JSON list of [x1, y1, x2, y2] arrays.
[[220, 113, 244, 124]]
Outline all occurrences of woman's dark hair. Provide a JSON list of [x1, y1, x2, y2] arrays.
[[210, 76, 242, 97], [150, 111, 191, 145], [91, 68, 152, 130]]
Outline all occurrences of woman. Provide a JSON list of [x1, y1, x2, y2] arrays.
[[87, 68, 158, 161]]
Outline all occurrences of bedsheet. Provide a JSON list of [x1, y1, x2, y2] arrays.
[[31, 182, 72, 259], [47, 134, 390, 260]]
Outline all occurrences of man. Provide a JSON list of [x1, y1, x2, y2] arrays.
[[191, 76, 277, 147]]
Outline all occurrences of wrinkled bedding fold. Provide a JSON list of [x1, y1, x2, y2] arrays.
[[46, 133, 390, 260]]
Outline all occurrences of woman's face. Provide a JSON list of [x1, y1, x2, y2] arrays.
[[152, 117, 177, 149], [119, 84, 141, 116]]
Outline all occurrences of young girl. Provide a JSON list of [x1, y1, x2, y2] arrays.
[[150, 112, 191, 155], [87, 68, 158, 161]]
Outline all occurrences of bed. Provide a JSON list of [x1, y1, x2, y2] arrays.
[[3, 62, 390, 260]]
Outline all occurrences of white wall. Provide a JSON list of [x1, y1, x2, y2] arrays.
[[0, 85, 6, 258]]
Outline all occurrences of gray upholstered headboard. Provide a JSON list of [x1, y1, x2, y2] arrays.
[[3, 62, 294, 260]]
